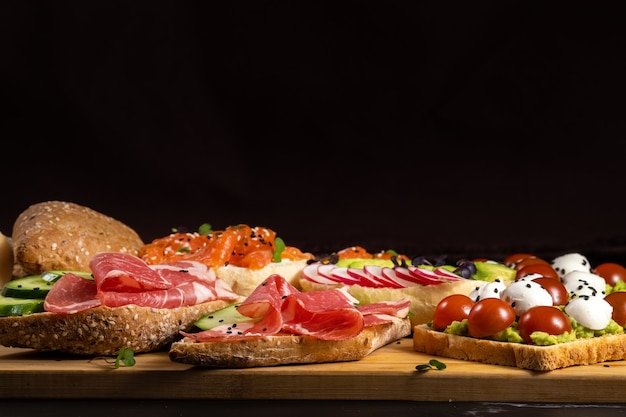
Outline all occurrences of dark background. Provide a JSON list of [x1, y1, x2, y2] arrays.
[[2, 1, 626, 263]]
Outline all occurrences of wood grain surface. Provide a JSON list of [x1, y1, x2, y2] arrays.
[[2, 337, 626, 402]]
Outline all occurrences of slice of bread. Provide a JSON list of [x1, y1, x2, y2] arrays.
[[169, 316, 412, 368], [217, 259, 310, 297], [413, 323, 626, 371], [0, 299, 232, 356], [12, 201, 145, 277]]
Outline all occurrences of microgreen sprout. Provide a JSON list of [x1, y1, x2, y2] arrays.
[[114, 347, 136, 368], [89, 347, 136, 369], [415, 359, 447, 371]]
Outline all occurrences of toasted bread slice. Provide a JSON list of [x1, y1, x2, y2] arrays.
[[413, 323, 626, 371], [169, 316, 412, 368]]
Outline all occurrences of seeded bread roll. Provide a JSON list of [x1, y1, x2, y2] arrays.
[[413, 323, 626, 371], [12, 201, 144, 277], [169, 316, 412, 368], [0, 300, 233, 355]]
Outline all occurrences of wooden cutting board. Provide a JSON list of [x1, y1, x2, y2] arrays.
[[1, 336, 625, 403]]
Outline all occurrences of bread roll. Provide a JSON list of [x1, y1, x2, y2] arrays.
[[0, 300, 232, 355], [12, 201, 144, 276], [169, 316, 412, 368], [413, 323, 626, 371]]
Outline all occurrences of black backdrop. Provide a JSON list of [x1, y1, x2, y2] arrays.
[[2, 2, 626, 263]]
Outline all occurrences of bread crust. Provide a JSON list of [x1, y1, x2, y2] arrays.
[[12, 201, 144, 276], [0, 300, 232, 356], [169, 317, 412, 368], [413, 323, 626, 371]]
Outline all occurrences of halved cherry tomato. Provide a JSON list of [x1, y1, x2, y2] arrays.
[[531, 277, 569, 306], [467, 298, 515, 338], [604, 291, 626, 326], [513, 257, 550, 271], [503, 253, 536, 268], [432, 294, 475, 331], [594, 263, 626, 287], [516, 263, 560, 281], [516, 305, 572, 344]]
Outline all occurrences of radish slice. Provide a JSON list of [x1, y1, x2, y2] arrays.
[[346, 267, 383, 287], [363, 265, 404, 288], [301, 264, 339, 285], [381, 267, 424, 288]]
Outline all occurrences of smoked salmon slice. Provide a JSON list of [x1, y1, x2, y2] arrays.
[[139, 224, 315, 270]]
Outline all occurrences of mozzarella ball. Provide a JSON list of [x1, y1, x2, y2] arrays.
[[562, 270, 606, 298], [565, 296, 613, 330], [501, 279, 553, 316], [469, 280, 506, 302], [551, 253, 591, 279]]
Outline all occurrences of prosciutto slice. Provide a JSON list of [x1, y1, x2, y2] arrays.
[[43, 273, 101, 314], [44, 252, 240, 313], [181, 274, 411, 342]]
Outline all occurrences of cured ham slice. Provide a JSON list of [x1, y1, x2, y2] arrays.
[[281, 289, 365, 340], [91, 252, 169, 292], [44, 252, 240, 313], [43, 273, 101, 313], [181, 274, 411, 342]]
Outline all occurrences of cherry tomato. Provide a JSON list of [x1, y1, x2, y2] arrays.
[[513, 257, 550, 271], [467, 298, 515, 338], [594, 262, 626, 287], [503, 253, 536, 268], [516, 263, 560, 281], [604, 291, 626, 326], [432, 294, 475, 331], [516, 305, 572, 344], [531, 277, 569, 306]]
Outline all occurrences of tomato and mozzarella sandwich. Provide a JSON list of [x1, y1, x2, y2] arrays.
[[414, 252, 626, 371]]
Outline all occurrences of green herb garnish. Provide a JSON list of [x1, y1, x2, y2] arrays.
[[114, 347, 136, 369], [90, 347, 136, 369], [198, 223, 212, 235], [415, 359, 446, 371], [273, 237, 286, 262]]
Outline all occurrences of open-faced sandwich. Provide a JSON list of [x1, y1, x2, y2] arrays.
[[139, 223, 315, 296], [299, 246, 517, 328], [413, 252, 626, 371], [169, 274, 412, 368], [0, 201, 241, 355]]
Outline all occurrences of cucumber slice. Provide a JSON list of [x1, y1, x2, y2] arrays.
[[40, 270, 92, 283], [194, 303, 259, 330], [0, 295, 45, 316], [2, 275, 54, 299]]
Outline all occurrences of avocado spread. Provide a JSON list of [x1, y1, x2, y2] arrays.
[[438, 315, 624, 346]]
